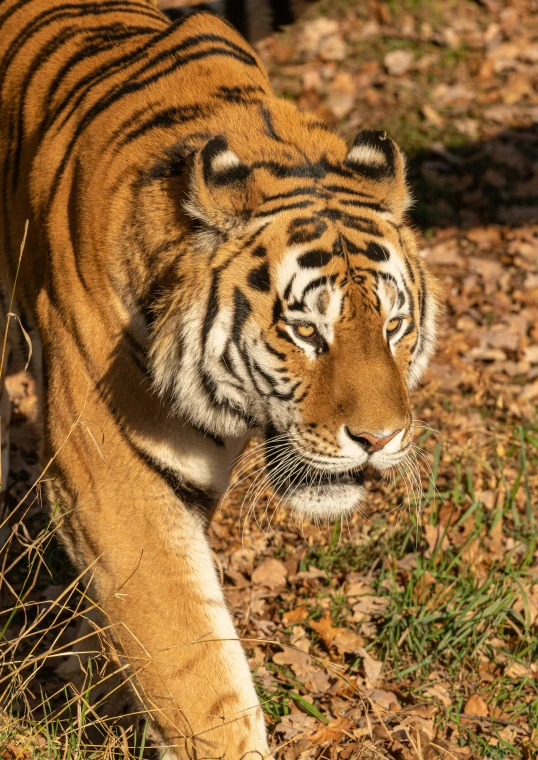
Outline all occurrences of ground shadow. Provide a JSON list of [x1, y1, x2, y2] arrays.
[[406, 124, 538, 231]]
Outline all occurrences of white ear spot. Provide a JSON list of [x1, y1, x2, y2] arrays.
[[346, 144, 387, 167], [210, 150, 242, 174]]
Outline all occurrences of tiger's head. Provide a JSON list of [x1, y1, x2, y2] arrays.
[[150, 127, 438, 518]]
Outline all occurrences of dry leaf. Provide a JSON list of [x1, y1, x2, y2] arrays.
[[402, 715, 436, 740], [309, 611, 346, 647], [346, 580, 376, 597], [488, 517, 504, 557], [424, 523, 450, 555], [326, 72, 355, 119], [423, 685, 452, 707], [464, 694, 488, 717], [422, 104, 445, 128], [274, 714, 317, 740], [305, 670, 332, 694], [512, 582, 538, 627], [292, 566, 327, 583], [308, 716, 353, 746], [424, 239, 463, 267], [272, 648, 318, 679], [290, 624, 311, 653], [384, 49, 413, 76], [358, 647, 383, 687], [282, 606, 309, 625], [505, 661, 532, 679], [366, 689, 401, 712], [300, 18, 346, 61], [251, 558, 287, 590], [333, 630, 364, 655], [351, 595, 389, 619]]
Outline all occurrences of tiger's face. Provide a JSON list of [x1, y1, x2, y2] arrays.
[[151, 130, 437, 517]]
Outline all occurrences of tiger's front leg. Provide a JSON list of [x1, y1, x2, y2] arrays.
[[59, 478, 270, 759]]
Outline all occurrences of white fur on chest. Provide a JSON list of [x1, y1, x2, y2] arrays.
[[140, 420, 249, 493]]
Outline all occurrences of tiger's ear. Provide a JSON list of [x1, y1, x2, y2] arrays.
[[345, 130, 410, 221], [185, 135, 256, 248]]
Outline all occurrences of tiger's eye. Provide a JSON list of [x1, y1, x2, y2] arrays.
[[295, 323, 316, 339], [386, 317, 402, 336]]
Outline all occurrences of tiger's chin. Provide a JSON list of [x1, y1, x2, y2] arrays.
[[275, 471, 366, 520]]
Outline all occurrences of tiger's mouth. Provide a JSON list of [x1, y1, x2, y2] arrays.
[[268, 464, 365, 500], [315, 468, 365, 487], [286, 467, 366, 490], [264, 443, 366, 493]]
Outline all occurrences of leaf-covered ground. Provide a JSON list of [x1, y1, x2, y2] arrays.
[[2, 0, 538, 758]]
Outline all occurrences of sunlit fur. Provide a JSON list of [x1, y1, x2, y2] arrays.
[[0, 2, 437, 756]]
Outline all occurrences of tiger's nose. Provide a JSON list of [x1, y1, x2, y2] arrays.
[[345, 427, 402, 453]]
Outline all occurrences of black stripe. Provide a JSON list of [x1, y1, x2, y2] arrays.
[[45, 24, 156, 107], [322, 184, 375, 199], [0, 2, 164, 95], [248, 263, 271, 292], [276, 326, 295, 346], [250, 360, 299, 400], [132, 438, 216, 508], [418, 263, 427, 329], [221, 340, 243, 385], [48, 22, 178, 131], [340, 234, 361, 255], [283, 276, 294, 301], [339, 199, 387, 213], [345, 130, 396, 180], [162, 3, 214, 22], [287, 217, 327, 245], [263, 340, 285, 361], [399, 230, 416, 284], [301, 276, 329, 299], [115, 104, 207, 148], [260, 105, 283, 142], [11, 24, 152, 193], [394, 320, 416, 347], [262, 187, 321, 203], [363, 242, 389, 262], [231, 287, 251, 345], [202, 268, 221, 348], [214, 84, 265, 103], [254, 200, 313, 218], [199, 367, 252, 426], [317, 208, 381, 236], [298, 249, 333, 269], [45, 37, 259, 215], [251, 157, 356, 181], [272, 296, 283, 325]]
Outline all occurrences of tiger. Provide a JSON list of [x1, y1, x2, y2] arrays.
[[0, 0, 438, 756]]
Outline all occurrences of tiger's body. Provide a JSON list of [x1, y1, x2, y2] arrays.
[[0, 0, 437, 756]]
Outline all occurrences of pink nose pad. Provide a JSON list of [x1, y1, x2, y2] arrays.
[[345, 428, 401, 452]]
